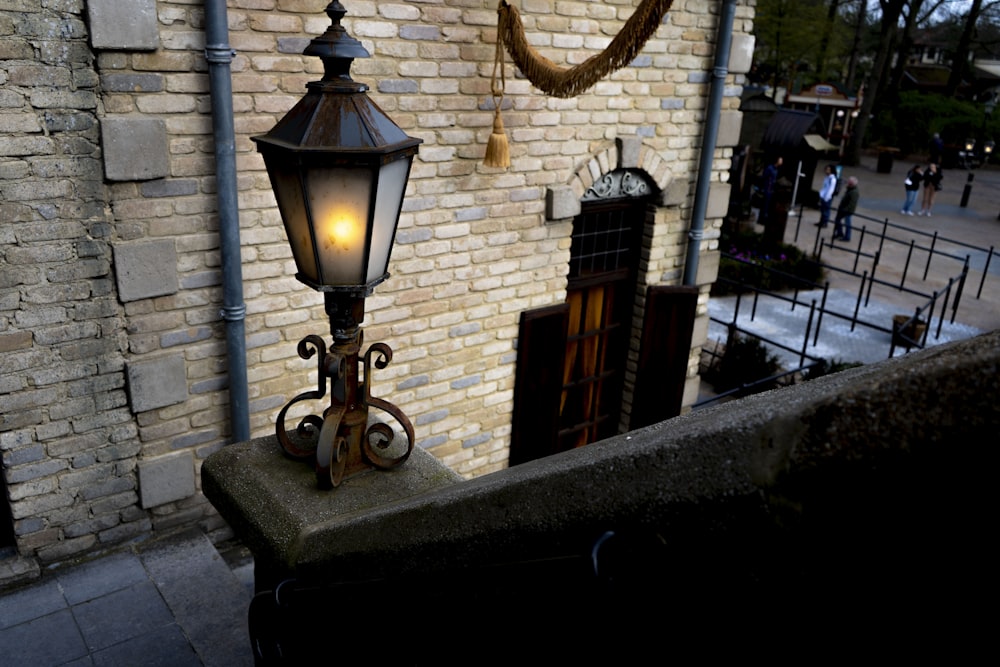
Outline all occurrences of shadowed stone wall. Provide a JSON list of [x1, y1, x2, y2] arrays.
[[0, 1, 140, 571]]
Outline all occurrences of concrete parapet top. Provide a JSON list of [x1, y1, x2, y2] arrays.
[[204, 331, 999, 604], [202, 442, 463, 571]]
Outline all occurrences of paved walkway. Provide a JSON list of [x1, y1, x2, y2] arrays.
[[708, 286, 985, 369], [0, 530, 253, 666], [709, 152, 1000, 370]]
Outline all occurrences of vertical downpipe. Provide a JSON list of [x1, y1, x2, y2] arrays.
[[683, 0, 738, 286], [204, 0, 250, 442]]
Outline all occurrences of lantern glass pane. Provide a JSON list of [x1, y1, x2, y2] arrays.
[[368, 156, 413, 283], [269, 163, 318, 283], [307, 167, 373, 286]]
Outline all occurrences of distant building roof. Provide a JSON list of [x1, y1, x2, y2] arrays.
[[904, 65, 952, 87], [974, 60, 1000, 80], [740, 91, 779, 113], [785, 82, 858, 118], [762, 110, 827, 153]]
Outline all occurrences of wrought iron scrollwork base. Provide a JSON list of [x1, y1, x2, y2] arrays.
[[275, 329, 413, 488]]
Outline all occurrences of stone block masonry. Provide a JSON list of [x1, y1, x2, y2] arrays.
[[86, 0, 159, 51], [100, 117, 170, 182], [126, 354, 188, 413], [0, 0, 138, 568], [112, 239, 180, 302], [0, 0, 751, 580]]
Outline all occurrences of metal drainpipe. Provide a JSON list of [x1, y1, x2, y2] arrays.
[[683, 0, 738, 286], [204, 0, 250, 443]]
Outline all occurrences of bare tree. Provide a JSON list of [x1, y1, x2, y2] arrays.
[[886, 0, 928, 102], [815, 0, 842, 80], [755, 0, 831, 96], [946, 0, 985, 96], [845, 0, 869, 90], [844, 0, 907, 164]]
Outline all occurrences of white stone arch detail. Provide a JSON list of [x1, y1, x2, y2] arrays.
[[545, 137, 675, 221]]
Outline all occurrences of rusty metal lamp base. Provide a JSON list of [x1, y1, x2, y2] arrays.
[[275, 293, 414, 489]]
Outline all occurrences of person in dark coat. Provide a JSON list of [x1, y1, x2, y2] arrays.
[[833, 176, 859, 241], [759, 156, 782, 224], [919, 163, 942, 216], [901, 164, 923, 215]]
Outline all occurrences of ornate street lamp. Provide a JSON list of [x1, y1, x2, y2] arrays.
[[253, 1, 422, 488]]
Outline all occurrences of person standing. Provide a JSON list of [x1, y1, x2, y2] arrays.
[[901, 164, 923, 215], [919, 163, 942, 216], [833, 176, 859, 241], [815, 164, 837, 227], [760, 156, 782, 224]]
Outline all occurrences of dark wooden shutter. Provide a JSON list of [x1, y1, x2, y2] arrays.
[[630, 285, 699, 430], [508, 304, 569, 466]]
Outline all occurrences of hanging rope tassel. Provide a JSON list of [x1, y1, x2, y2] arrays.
[[484, 3, 510, 168], [485, 0, 675, 167], [484, 103, 510, 168]]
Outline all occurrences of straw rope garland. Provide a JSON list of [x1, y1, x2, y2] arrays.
[[484, 0, 675, 168]]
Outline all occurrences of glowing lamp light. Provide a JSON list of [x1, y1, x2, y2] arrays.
[[254, 133, 418, 296], [252, 3, 421, 297], [251, 1, 422, 489], [328, 218, 357, 248]]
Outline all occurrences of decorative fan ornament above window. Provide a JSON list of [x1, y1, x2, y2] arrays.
[[485, 0, 676, 168], [582, 168, 656, 202]]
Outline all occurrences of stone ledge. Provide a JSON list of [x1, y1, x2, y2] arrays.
[[202, 442, 463, 579], [0, 551, 41, 591], [204, 331, 999, 611]]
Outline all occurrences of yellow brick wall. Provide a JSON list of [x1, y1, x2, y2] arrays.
[[93, 0, 748, 479]]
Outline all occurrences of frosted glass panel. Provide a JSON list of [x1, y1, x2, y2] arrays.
[[368, 157, 412, 283], [306, 167, 373, 285], [268, 164, 318, 283]]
